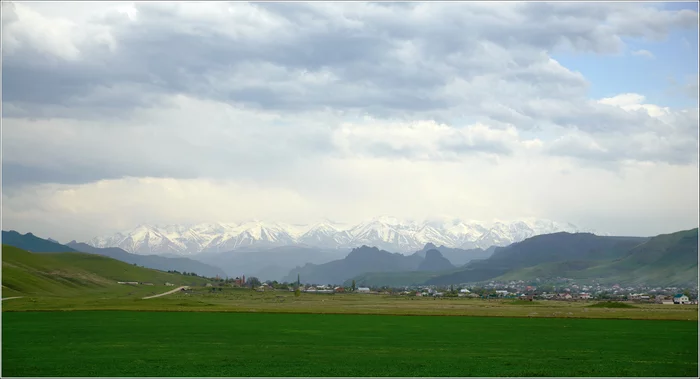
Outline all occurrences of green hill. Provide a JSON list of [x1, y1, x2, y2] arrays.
[[426, 233, 648, 285], [494, 229, 698, 286], [283, 246, 425, 285], [2, 230, 78, 253], [66, 241, 227, 278], [2, 245, 213, 297]]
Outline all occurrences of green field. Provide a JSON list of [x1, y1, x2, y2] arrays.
[[2, 245, 212, 297], [2, 311, 697, 377], [4, 288, 698, 321], [3, 245, 699, 377]]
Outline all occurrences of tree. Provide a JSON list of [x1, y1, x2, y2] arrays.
[[351, 280, 356, 291], [248, 277, 261, 288]]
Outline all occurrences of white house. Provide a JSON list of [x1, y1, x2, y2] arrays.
[[460, 288, 470, 294], [673, 294, 690, 304], [357, 287, 371, 293]]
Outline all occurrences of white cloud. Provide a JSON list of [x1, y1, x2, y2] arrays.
[[632, 49, 655, 59], [2, 2, 698, 240]]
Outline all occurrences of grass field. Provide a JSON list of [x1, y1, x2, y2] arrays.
[[4, 287, 697, 321], [2, 311, 697, 377], [1, 245, 212, 297], [3, 246, 698, 377]]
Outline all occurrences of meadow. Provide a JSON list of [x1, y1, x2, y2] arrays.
[[3, 287, 698, 321], [3, 247, 698, 377], [2, 311, 697, 377]]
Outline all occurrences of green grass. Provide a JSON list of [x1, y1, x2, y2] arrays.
[[2, 311, 697, 377], [495, 229, 699, 287], [2, 245, 212, 297], [4, 288, 697, 322], [587, 301, 637, 309]]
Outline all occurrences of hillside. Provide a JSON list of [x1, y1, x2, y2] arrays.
[[2, 230, 78, 253], [417, 250, 455, 271], [66, 242, 227, 278], [426, 233, 649, 285], [283, 246, 425, 285], [578, 228, 698, 286], [197, 245, 348, 281], [411, 243, 494, 266], [2, 245, 213, 296]]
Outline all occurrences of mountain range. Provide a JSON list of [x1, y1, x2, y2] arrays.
[[1, 231, 226, 278], [282, 245, 432, 285], [286, 229, 698, 288], [426, 229, 698, 287], [86, 217, 597, 255]]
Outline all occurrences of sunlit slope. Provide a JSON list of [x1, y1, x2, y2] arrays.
[[2, 245, 212, 296]]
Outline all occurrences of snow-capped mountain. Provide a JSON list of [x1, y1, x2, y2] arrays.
[[86, 217, 599, 256]]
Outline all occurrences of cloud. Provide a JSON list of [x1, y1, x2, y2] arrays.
[[3, 2, 697, 121], [3, 159, 697, 242], [2, 2, 698, 240], [632, 49, 655, 59]]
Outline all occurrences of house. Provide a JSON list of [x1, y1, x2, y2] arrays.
[[357, 287, 371, 293], [460, 288, 470, 293], [165, 282, 175, 287], [579, 293, 591, 300], [205, 283, 213, 287], [334, 287, 345, 293], [673, 294, 690, 304], [433, 292, 444, 297]]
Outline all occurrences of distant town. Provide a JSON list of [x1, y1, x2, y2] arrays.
[[168, 273, 698, 305]]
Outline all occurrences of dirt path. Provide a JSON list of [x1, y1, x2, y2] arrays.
[[2, 297, 24, 301], [142, 286, 188, 300]]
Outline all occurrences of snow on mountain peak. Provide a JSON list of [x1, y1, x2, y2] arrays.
[[87, 217, 600, 256]]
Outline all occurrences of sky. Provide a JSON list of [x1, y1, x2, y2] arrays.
[[2, 1, 698, 242]]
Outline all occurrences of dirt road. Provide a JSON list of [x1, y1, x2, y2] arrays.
[[2, 297, 23, 301], [142, 286, 188, 300]]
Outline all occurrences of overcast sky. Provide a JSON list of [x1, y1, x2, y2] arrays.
[[2, 2, 698, 241]]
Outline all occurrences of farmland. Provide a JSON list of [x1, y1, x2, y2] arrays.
[[3, 246, 698, 377], [2, 311, 697, 377], [3, 286, 698, 321]]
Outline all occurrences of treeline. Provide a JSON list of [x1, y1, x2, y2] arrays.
[[166, 270, 202, 277]]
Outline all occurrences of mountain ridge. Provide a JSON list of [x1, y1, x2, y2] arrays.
[[86, 217, 600, 256]]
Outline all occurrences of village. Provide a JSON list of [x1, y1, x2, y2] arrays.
[[191, 275, 698, 305]]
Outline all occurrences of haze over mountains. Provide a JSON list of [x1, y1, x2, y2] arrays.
[[86, 217, 596, 255], [1, 231, 226, 278]]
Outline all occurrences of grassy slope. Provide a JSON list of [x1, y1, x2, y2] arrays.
[[495, 229, 699, 286], [427, 233, 647, 285], [2, 311, 697, 377], [1, 230, 78, 253], [1, 245, 212, 297]]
